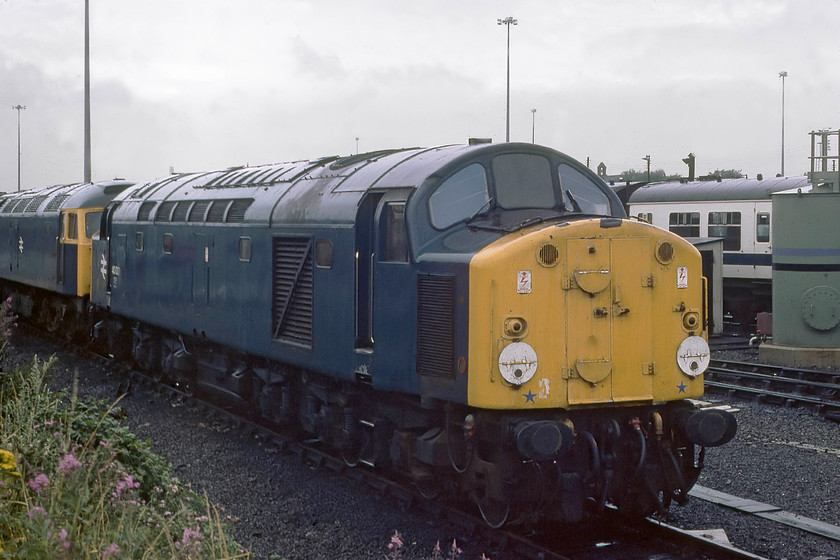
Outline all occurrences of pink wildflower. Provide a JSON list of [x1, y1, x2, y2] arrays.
[[28, 473, 49, 493], [182, 526, 201, 545], [28, 506, 47, 520], [388, 530, 403, 550], [114, 473, 140, 497], [102, 543, 120, 558], [55, 528, 71, 551], [57, 453, 83, 475]]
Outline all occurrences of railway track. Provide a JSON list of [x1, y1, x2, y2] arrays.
[[705, 359, 840, 418], [21, 325, 802, 559], [53, 346, 761, 559]]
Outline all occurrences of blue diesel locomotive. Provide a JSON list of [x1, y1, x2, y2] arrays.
[[0, 142, 735, 526]]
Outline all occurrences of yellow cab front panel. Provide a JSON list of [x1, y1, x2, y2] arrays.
[[467, 218, 706, 410]]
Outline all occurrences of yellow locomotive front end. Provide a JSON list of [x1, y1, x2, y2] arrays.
[[456, 216, 734, 524], [468, 217, 708, 409]]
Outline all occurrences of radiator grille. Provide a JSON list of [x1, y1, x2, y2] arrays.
[[271, 237, 313, 345], [417, 274, 455, 378]]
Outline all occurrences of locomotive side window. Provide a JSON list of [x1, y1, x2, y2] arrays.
[[163, 233, 173, 254], [558, 163, 611, 215], [668, 212, 700, 237], [238, 237, 252, 263], [135, 232, 144, 252], [756, 212, 770, 242], [708, 211, 741, 251], [429, 164, 489, 229], [493, 154, 554, 209], [382, 203, 408, 262], [315, 239, 333, 268]]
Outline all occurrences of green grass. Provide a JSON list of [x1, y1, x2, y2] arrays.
[[0, 342, 249, 559]]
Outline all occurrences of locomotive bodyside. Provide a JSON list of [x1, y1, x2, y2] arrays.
[[9, 143, 735, 525]]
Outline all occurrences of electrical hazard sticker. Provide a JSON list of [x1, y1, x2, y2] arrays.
[[517, 270, 532, 294], [677, 266, 688, 289]]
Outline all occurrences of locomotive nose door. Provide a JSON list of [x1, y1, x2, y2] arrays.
[[565, 237, 653, 404]]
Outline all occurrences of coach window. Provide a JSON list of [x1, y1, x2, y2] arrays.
[[708, 211, 741, 251], [382, 203, 408, 262], [668, 212, 700, 237], [637, 212, 653, 223], [238, 237, 252, 263], [163, 233, 173, 255], [135, 232, 144, 252], [756, 212, 770, 243], [429, 164, 489, 229]]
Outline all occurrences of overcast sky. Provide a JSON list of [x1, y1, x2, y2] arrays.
[[1, 0, 839, 190]]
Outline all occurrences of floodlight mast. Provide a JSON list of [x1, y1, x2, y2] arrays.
[[12, 104, 26, 192], [497, 16, 517, 142]]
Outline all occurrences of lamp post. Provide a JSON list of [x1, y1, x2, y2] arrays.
[[779, 71, 787, 177], [497, 16, 517, 142], [84, 0, 91, 183], [531, 108, 536, 143], [12, 105, 26, 192]]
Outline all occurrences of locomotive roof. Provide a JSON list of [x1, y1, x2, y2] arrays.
[[111, 143, 584, 226], [628, 176, 810, 204], [0, 180, 134, 215]]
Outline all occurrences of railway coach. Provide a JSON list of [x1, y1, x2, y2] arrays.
[[627, 176, 810, 330]]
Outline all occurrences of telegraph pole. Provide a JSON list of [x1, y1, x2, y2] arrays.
[[497, 16, 517, 142], [643, 155, 651, 182], [12, 105, 26, 192]]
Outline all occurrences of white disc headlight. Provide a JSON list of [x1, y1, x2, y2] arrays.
[[676, 336, 710, 378], [498, 342, 538, 385]]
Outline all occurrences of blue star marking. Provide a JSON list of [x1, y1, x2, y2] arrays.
[[523, 390, 536, 404], [677, 382, 687, 394]]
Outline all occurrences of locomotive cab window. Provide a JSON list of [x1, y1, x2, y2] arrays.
[[85, 211, 102, 239], [708, 211, 741, 251], [756, 212, 770, 243], [428, 164, 489, 229], [668, 212, 700, 237], [558, 163, 611, 215], [135, 232, 144, 252], [492, 154, 555, 209], [381, 203, 408, 262], [66, 213, 78, 241]]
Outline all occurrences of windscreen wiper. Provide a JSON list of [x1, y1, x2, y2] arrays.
[[565, 190, 583, 213]]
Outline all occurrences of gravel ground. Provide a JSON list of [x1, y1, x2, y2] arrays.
[[6, 336, 840, 560]]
